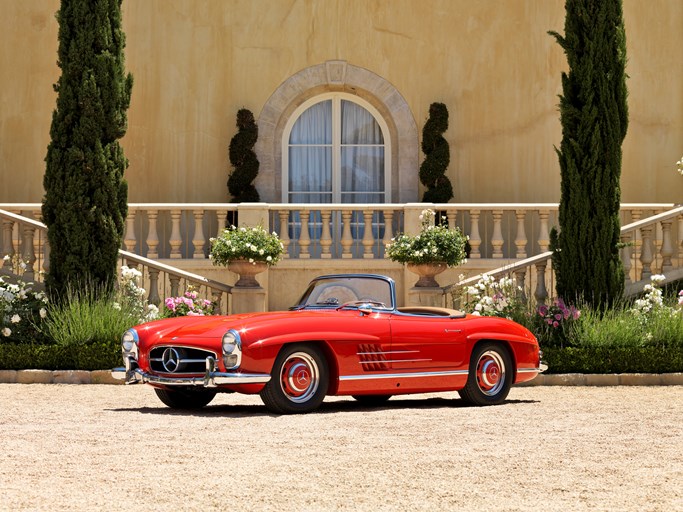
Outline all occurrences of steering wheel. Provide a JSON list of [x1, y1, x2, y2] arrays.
[[337, 300, 386, 310]]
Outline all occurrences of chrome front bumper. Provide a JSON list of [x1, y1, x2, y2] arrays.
[[111, 356, 271, 388]]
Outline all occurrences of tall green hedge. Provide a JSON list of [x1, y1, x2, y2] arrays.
[[549, 0, 628, 308], [42, 0, 133, 299]]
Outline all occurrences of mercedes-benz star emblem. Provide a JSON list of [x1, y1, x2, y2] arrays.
[[162, 347, 181, 373]]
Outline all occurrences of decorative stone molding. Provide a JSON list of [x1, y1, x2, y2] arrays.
[[255, 60, 419, 203]]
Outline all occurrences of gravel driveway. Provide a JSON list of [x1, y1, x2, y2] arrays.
[[0, 384, 681, 511]]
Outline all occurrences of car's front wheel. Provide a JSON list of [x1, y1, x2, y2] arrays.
[[458, 342, 512, 406], [260, 344, 329, 414], [154, 387, 217, 409]]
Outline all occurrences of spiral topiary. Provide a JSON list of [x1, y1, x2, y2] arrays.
[[227, 109, 260, 202], [419, 102, 453, 203]]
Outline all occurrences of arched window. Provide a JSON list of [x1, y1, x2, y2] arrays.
[[283, 93, 391, 204]]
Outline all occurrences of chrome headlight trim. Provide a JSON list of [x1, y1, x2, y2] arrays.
[[121, 328, 139, 357], [222, 329, 242, 370]]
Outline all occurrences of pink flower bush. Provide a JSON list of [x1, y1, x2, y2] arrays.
[[162, 290, 216, 318]]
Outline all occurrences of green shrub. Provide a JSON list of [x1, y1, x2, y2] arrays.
[[0, 342, 120, 371], [41, 283, 137, 348]]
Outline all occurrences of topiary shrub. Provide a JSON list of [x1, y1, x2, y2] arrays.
[[419, 102, 453, 203], [227, 108, 260, 203]]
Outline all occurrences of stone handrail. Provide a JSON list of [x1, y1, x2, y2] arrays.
[[444, 204, 683, 307], [0, 207, 233, 313], [3, 202, 675, 263]]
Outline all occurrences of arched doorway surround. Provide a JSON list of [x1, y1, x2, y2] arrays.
[[254, 60, 418, 203]]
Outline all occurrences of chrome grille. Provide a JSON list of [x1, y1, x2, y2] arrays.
[[149, 346, 217, 374]]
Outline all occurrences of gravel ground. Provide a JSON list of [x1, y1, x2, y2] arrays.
[[0, 384, 681, 512]]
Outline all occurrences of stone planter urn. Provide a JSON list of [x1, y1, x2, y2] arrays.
[[228, 260, 268, 287], [407, 262, 448, 287]]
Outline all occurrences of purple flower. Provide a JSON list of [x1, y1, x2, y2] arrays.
[[538, 305, 548, 316], [554, 313, 563, 321], [552, 321, 559, 328]]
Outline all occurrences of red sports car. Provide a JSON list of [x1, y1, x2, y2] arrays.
[[112, 274, 546, 413]]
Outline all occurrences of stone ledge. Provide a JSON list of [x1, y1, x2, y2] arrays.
[[1, 371, 683, 386], [518, 373, 683, 387]]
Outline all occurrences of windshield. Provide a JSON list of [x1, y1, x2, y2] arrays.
[[293, 275, 395, 310]]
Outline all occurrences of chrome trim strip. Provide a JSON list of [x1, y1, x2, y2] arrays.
[[518, 363, 549, 374], [359, 359, 431, 364], [339, 370, 468, 381], [357, 350, 419, 355]]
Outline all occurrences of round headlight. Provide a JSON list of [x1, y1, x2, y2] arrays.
[[222, 331, 237, 354], [121, 329, 138, 352], [222, 330, 242, 369]]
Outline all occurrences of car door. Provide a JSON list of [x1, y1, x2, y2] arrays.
[[389, 313, 468, 371]]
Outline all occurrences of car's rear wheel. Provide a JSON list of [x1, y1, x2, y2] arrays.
[[260, 344, 329, 414], [154, 387, 217, 409], [352, 395, 392, 406], [458, 342, 512, 406]]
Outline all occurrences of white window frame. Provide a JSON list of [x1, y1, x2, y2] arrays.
[[281, 92, 392, 204]]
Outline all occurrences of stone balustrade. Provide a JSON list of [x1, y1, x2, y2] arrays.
[[2, 203, 680, 310]]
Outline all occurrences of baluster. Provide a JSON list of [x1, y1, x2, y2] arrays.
[[538, 210, 550, 253], [362, 210, 374, 258], [124, 211, 137, 253], [298, 210, 311, 259], [341, 210, 353, 258], [620, 232, 633, 283], [192, 210, 206, 259], [211, 288, 223, 315], [1, 217, 15, 266], [446, 210, 457, 231], [319, 210, 332, 258], [383, 210, 394, 248], [514, 268, 527, 302], [630, 210, 642, 275], [639, 225, 654, 280], [534, 261, 548, 305], [169, 275, 180, 298], [146, 210, 159, 259], [217, 210, 229, 235], [32, 228, 42, 279], [169, 210, 182, 258], [147, 268, 161, 306], [491, 210, 504, 258], [515, 210, 527, 259], [21, 222, 36, 281], [469, 210, 481, 258], [277, 210, 290, 258], [660, 220, 674, 273]]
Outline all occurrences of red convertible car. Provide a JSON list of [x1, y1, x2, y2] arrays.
[[112, 274, 546, 413]]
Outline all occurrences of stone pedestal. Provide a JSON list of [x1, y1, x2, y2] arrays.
[[231, 286, 267, 314], [407, 287, 444, 307]]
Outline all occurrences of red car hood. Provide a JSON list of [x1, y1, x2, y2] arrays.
[[133, 311, 298, 341]]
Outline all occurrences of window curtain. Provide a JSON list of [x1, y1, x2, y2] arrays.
[[340, 100, 385, 204], [289, 100, 332, 204]]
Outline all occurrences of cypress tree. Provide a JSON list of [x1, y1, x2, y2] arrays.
[[43, 0, 133, 299], [227, 109, 260, 202], [419, 102, 453, 203], [549, 0, 628, 308]]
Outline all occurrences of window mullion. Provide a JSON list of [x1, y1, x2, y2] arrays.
[[332, 96, 341, 204]]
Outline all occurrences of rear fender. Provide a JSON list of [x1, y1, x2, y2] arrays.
[[466, 335, 518, 381]]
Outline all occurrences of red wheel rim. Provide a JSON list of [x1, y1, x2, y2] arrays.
[[279, 352, 320, 403], [476, 350, 506, 396]]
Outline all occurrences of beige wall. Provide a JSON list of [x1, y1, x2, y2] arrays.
[[1, 0, 681, 204]]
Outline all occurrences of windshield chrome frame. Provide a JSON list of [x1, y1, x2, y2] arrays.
[[291, 274, 396, 311]]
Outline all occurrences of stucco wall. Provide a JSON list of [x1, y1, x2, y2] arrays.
[[1, 0, 681, 204]]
